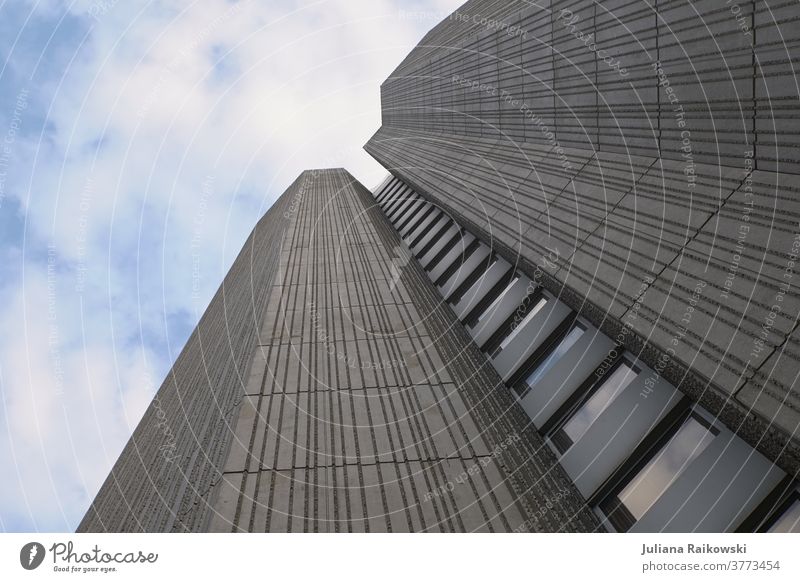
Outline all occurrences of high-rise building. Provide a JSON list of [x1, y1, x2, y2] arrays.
[[80, 1, 800, 533]]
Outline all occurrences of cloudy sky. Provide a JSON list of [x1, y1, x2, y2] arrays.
[[0, 0, 462, 532]]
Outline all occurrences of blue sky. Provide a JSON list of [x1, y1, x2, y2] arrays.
[[0, 0, 461, 532]]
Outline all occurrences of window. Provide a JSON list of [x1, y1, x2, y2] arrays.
[[519, 322, 586, 395], [739, 481, 800, 532], [448, 255, 497, 306], [550, 360, 639, 450], [767, 497, 800, 532], [599, 410, 719, 532], [494, 296, 548, 353], [475, 276, 519, 325]]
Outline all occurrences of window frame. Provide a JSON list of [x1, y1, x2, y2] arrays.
[[464, 272, 519, 328], [480, 286, 547, 354], [764, 491, 800, 532], [447, 253, 498, 306], [736, 477, 800, 532], [546, 355, 641, 453], [589, 400, 719, 532], [510, 319, 588, 399]]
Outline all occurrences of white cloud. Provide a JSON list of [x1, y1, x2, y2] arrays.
[[0, 0, 463, 531]]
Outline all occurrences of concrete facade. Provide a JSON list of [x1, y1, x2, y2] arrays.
[[78, 173, 294, 532], [80, 169, 601, 532], [80, 0, 800, 533], [365, 0, 800, 474]]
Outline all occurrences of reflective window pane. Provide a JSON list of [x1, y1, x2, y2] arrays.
[[768, 499, 800, 533], [524, 324, 586, 389], [618, 415, 716, 520], [498, 296, 547, 350], [562, 362, 638, 443]]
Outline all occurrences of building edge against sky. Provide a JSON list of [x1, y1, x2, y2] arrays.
[[77, 171, 295, 532], [79, 0, 800, 532]]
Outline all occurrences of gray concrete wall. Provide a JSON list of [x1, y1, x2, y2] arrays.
[[78, 173, 296, 531], [365, 0, 800, 474], [205, 169, 600, 532], [81, 169, 602, 532]]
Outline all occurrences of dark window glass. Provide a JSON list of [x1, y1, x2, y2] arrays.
[[768, 497, 800, 533]]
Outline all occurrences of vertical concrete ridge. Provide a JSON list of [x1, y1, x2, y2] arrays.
[[201, 167, 597, 531]]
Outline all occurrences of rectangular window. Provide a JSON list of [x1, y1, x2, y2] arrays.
[[496, 296, 548, 352], [768, 499, 800, 532], [767, 494, 800, 533], [519, 322, 586, 395], [448, 255, 497, 306], [475, 276, 519, 324], [738, 481, 800, 532], [599, 410, 719, 531], [550, 360, 639, 450]]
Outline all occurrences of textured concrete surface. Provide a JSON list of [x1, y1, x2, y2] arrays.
[[365, 0, 800, 473], [79, 0, 799, 533], [80, 169, 602, 532], [78, 174, 296, 532], [205, 169, 600, 532]]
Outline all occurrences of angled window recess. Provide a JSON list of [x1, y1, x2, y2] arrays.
[[396, 200, 427, 232], [736, 477, 800, 532], [432, 236, 479, 287], [444, 247, 494, 304], [598, 409, 719, 532], [383, 186, 411, 213], [744, 482, 800, 533], [420, 224, 460, 268], [374, 179, 400, 203], [393, 197, 423, 226], [388, 196, 419, 224], [474, 276, 519, 325], [377, 181, 403, 205], [425, 229, 468, 274], [767, 494, 800, 532], [549, 358, 640, 452], [384, 192, 411, 216], [492, 295, 548, 356], [412, 216, 451, 257], [452, 255, 512, 320], [515, 321, 587, 398], [406, 207, 441, 244]]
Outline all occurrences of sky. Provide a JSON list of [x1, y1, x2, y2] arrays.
[[0, 0, 463, 532]]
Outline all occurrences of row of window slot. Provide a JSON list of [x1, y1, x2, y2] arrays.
[[374, 176, 800, 533]]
